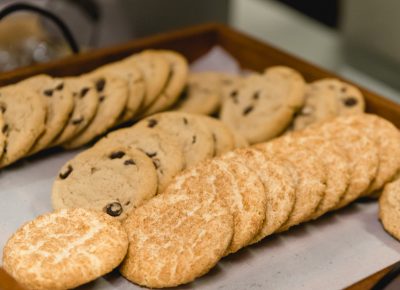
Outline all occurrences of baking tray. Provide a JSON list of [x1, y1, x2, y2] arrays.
[[0, 23, 399, 290]]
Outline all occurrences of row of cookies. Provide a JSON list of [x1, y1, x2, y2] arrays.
[[3, 113, 399, 289], [0, 49, 188, 168], [51, 112, 246, 220], [120, 113, 400, 288], [175, 66, 365, 144]]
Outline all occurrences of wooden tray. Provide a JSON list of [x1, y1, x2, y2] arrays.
[[0, 23, 399, 290]]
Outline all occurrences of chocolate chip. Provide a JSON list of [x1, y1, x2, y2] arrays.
[[147, 119, 158, 128], [55, 83, 64, 91], [146, 152, 157, 158], [43, 89, 53, 97], [183, 118, 188, 125], [243, 105, 254, 115], [3, 143, 7, 153], [125, 201, 130, 206], [95, 78, 106, 92], [124, 159, 135, 165], [343, 97, 358, 107], [104, 202, 123, 217], [192, 135, 197, 144], [180, 86, 189, 100], [253, 91, 260, 100], [230, 90, 239, 104], [0, 104, 6, 113], [59, 165, 73, 179], [341, 86, 347, 93], [99, 95, 105, 102], [71, 117, 84, 125], [2, 124, 8, 134], [109, 151, 125, 159], [80, 87, 90, 98], [152, 158, 160, 169]]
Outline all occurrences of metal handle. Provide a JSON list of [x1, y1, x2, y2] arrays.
[[0, 2, 79, 54]]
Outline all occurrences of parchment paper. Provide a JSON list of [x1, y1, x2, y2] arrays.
[[1, 46, 400, 290]]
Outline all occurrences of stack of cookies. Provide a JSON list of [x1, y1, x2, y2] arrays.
[[51, 112, 244, 220], [174, 67, 366, 144], [119, 113, 400, 288], [3, 113, 399, 289], [0, 49, 188, 168]]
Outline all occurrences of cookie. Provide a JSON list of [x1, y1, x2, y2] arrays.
[[199, 115, 235, 156], [308, 116, 379, 208], [63, 72, 128, 149], [120, 193, 233, 288], [165, 158, 267, 254], [140, 50, 189, 116], [335, 114, 400, 196], [292, 79, 364, 131], [95, 60, 145, 122], [135, 112, 214, 167], [221, 148, 296, 242], [0, 85, 46, 167], [219, 73, 241, 102], [379, 178, 400, 241], [289, 133, 351, 219], [254, 136, 326, 231], [52, 145, 158, 220], [174, 72, 222, 115], [124, 50, 170, 110], [292, 83, 339, 131], [19, 75, 75, 154], [0, 112, 6, 161], [314, 78, 365, 115], [232, 129, 249, 148], [220, 67, 305, 144], [51, 77, 99, 146], [2, 208, 128, 290], [95, 125, 185, 193]]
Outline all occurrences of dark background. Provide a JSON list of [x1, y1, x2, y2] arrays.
[[276, 0, 339, 28]]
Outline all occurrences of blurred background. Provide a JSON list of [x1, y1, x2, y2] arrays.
[[0, 0, 400, 103]]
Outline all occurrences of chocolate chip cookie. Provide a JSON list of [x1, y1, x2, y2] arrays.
[[0, 85, 46, 167], [95, 125, 185, 193], [19, 75, 74, 154], [134, 112, 214, 167], [174, 72, 223, 115], [94, 60, 145, 122], [123, 50, 170, 110], [51, 77, 99, 146], [63, 72, 128, 149], [220, 67, 305, 144], [139, 50, 189, 116], [52, 145, 158, 220]]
